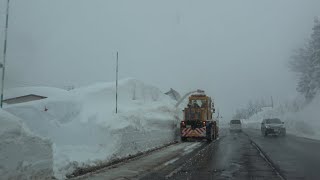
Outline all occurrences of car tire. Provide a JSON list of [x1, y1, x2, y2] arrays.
[[282, 129, 286, 136]]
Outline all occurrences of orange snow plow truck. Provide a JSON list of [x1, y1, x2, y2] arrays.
[[180, 92, 218, 142]]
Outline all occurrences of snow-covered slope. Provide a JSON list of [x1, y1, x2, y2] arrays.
[[281, 95, 320, 139], [0, 109, 53, 179], [4, 78, 177, 179], [242, 107, 275, 130], [243, 95, 320, 140]]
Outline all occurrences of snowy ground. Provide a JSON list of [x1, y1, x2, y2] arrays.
[[242, 95, 320, 140], [0, 109, 53, 179], [1, 78, 179, 179]]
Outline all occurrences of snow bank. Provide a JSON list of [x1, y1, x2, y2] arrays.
[[5, 78, 177, 179], [281, 95, 320, 139], [242, 107, 275, 130], [0, 109, 53, 179], [243, 95, 320, 140]]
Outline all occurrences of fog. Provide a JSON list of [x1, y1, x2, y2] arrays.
[[1, 0, 320, 119]]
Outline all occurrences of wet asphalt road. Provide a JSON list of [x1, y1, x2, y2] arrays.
[[142, 130, 281, 180], [74, 129, 320, 180], [245, 129, 320, 180]]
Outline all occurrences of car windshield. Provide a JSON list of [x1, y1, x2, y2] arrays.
[[266, 119, 282, 124], [230, 120, 241, 124]]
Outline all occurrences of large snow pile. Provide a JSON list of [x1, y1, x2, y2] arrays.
[[243, 95, 320, 139], [0, 109, 53, 179], [281, 95, 320, 139], [5, 78, 177, 179]]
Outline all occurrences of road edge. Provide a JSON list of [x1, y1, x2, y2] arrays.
[[243, 131, 286, 180], [139, 138, 220, 180], [67, 141, 179, 179]]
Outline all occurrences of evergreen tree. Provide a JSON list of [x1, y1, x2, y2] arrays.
[[290, 17, 320, 101]]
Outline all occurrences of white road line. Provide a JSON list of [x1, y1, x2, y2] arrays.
[[182, 142, 201, 155], [164, 157, 179, 166], [165, 166, 183, 179]]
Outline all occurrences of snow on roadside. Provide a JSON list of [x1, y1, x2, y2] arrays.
[[4, 78, 177, 179], [242, 95, 320, 140], [0, 109, 53, 179], [242, 107, 275, 130], [281, 95, 320, 139]]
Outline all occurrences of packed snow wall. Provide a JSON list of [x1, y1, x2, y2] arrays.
[[0, 109, 53, 179], [5, 78, 177, 179]]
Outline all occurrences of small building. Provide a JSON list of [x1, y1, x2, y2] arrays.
[[3, 94, 47, 105], [3, 86, 68, 106]]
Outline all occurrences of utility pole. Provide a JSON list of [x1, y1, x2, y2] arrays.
[[216, 108, 220, 119], [0, 0, 10, 108], [115, 52, 119, 114]]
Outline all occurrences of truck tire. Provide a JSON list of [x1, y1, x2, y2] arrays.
[[206, 123, 213, 142], [206, 130, 213, 142]]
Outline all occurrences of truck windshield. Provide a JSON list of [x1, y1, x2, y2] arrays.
[[191, 100, 207, 107]]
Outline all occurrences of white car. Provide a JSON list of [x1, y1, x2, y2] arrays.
[[229, 119, 242, 132]]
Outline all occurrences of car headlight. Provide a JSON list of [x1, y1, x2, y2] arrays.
[[265, 125, 270, 129]]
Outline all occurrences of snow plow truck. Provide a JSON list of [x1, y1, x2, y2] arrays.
[[180, 92, 218, 142]]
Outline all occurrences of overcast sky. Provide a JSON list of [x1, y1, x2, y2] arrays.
[[1, 0, 320, 119]]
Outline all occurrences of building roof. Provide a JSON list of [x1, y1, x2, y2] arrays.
[[3, 94, 47, 105], [4, 86, 68, 100]]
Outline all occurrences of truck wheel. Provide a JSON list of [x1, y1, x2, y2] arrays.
[[207, 131, 213, 142], [213, 130, 215, 140]]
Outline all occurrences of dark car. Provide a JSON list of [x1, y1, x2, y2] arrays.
[[261, 118, 286, 136]]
